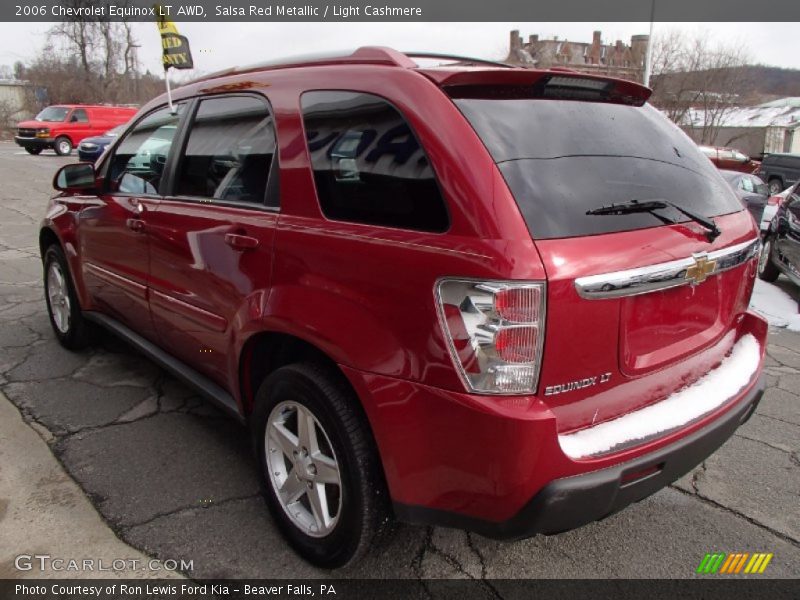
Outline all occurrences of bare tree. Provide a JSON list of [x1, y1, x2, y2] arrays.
[[22, 0, 149, 106], [649, 30, 752, 143]]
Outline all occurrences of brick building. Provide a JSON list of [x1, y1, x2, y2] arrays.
[[505, 30, 649, 83]]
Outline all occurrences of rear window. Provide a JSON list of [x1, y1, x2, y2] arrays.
[[455, 99, 743, 239]]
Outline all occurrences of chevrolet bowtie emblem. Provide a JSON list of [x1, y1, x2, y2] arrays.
[[685, 253, 717, 285]]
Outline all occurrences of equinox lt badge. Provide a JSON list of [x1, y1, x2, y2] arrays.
[[544, 372, 612, 396]]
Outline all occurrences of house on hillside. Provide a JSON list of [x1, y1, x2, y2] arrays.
[[680, 97, 800, 158]]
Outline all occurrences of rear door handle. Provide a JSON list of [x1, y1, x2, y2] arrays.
[[224, 233, 259, 250], [126, 218, 145, 232]]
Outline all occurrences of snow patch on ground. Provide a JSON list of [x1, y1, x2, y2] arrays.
[[749, 279, 800, 332], [558, 334, 761, 459]]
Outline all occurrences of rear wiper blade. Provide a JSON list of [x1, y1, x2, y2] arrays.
[[586, 199, 721, 242]]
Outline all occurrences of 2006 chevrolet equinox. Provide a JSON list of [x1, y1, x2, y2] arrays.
[[41, 47, 767, 567]]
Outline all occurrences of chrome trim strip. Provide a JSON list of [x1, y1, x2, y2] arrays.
[[574, 238, 760, 300], [150, 289, 228, 333], [84, 262, 147, 299]]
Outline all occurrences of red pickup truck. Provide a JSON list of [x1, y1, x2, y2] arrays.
[[699, 145, 761, 174], [15, 104, 136, 156]]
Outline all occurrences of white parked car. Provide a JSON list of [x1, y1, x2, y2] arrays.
[[761, 182, 797, 233]]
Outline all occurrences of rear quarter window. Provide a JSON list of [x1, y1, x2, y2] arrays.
[[301, 91, 449, 232]]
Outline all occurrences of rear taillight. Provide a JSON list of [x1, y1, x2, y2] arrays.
[[767, 195, 782, 206], [436, 279, 546, 395]]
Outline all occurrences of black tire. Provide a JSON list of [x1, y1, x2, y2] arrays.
[[43, 244, 93, 349], [768, 178, 783, 195], [252, 363, 390, 568], [757, 237, 780, 282], [54, 136, 72, 156], [25, 147, 42, 155]]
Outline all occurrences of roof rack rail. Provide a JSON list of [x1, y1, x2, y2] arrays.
[[188, 47, 514, 85], [402, 52, 513, 69], [191, 47, 416, 83]]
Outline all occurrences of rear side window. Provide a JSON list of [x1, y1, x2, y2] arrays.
[[175, 95, 277, 206], [455, 98, 743, 239], [108, 104, 184, 195], [301, 91, 448, 232], [71, 109, 89, 123]]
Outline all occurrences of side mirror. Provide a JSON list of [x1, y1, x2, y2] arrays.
[[53, 163, 96, 193]]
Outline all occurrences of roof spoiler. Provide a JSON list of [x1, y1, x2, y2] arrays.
[[426, 69, 652, 106]]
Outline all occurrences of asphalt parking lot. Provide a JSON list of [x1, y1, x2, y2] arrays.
[[0, 140, 798, 580]]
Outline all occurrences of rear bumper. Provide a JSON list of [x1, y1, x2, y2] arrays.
[[393, 374, 764, 540], [343, 311, 767, 537]]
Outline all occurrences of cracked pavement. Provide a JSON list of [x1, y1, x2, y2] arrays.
[[0, 141, 798, 579]]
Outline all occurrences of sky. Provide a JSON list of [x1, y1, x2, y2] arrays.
[[0, 21, 797, 77]]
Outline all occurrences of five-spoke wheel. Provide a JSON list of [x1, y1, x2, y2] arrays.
[[46, 261, 71, 334], [253, 363, 389, 567], [43, 244, 93, 349], [266, 400, 342, 537]]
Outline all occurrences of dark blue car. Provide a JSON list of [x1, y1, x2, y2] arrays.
[[77, 124, 126, 162]]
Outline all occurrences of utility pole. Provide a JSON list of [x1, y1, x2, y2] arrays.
[[643, 0, 655, 87]]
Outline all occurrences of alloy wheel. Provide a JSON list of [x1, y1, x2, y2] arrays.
[[265, 400, 342, 538], [57, 139, 72, 155], [46, 261, 71, 333]]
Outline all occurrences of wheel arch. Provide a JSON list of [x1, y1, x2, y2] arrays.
[[39, 222, 90, 309], [239, 329, 395, 502], [39, 226, 62, 258], [239, 330, 353, 418]]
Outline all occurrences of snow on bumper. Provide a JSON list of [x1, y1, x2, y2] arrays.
[[558, 334, 762, 459]]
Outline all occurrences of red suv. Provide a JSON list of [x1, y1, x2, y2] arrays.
[[41, 48, 767, 567], [16, 104, 137, 156]]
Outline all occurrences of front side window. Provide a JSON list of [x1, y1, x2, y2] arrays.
[[301, 91, 448, 232], [108, 105, 184, 195], [35, 106, 69, 122], [175, 95, 277, 205]]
